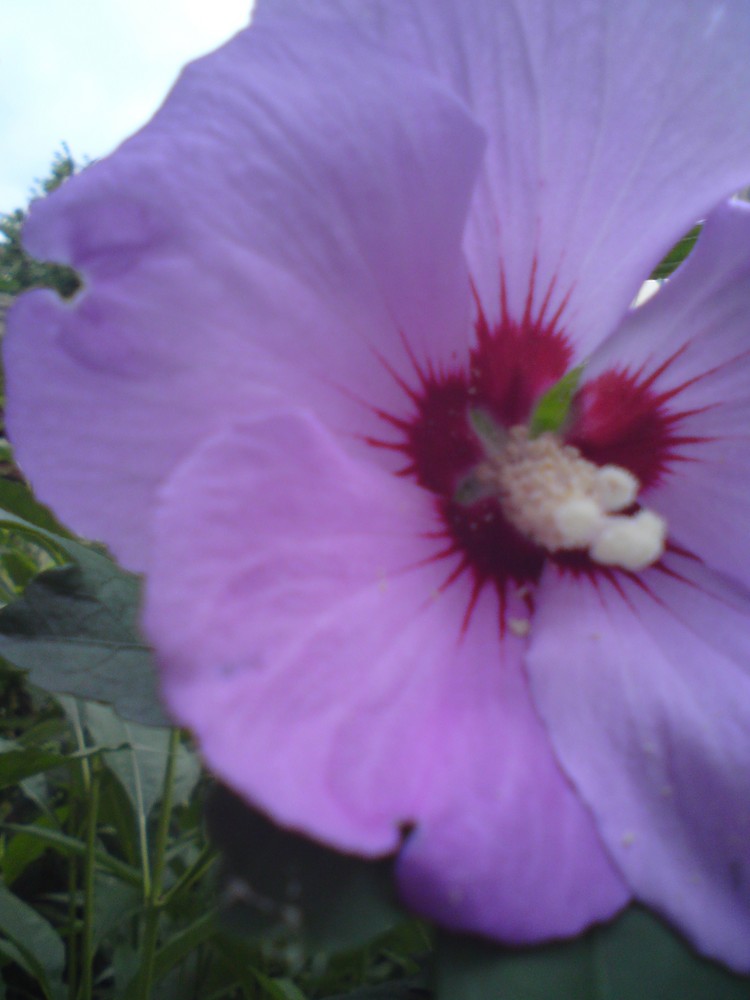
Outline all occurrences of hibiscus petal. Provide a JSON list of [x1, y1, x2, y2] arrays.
[[526, 555, 750, 970], [582, 200, 750, 587], [396, 586, 629, 942], [263, 0, 750, 354], [4, 16, 483, 570], [147, 409, 628, 935]]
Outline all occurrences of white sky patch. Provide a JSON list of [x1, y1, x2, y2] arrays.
[[0, 0, 252, 212]]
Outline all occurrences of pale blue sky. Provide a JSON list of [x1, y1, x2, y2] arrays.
[[1, 0, 252, 212]]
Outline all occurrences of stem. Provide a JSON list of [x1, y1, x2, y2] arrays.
[[136, 728, 181, 1000], [66, 851, 78, 1000], [160, 844, 217, 910], [68, 701, 92, 793], [136, 779, 152, 902], [78, 761, 101, 1000], [125, 722, 153, 903], [69, 700, 92, 1000]]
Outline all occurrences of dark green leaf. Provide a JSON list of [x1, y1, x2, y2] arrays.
[[326, 975, 429, 999], [120, 911, 219, 1000], [0, 745, 70, 788], [96, 765, 140, 865], [0, 148, 82, 298], [0, 883, 65, 1000], [257, 976, 308, 1000], [0, 550, 44, 593], [206, 786, 405, 953], [0, 481, 72, 537], [1, 810, 67, 887], [650, 225, 701, 280], [0, 514, 69, 606], [435, 906, 750, 1000], [0, 515, 167, 726], [82, 703, 199, 817], [1, 822, 142, 886], [150, 910, 218, 983], [92, 873, 141, 950]]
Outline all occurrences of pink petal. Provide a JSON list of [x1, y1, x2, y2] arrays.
[[582, 200, 750, 588], [4, 16, 482, 570], [147, 409, 628, 935], [396, 586, 629, 942], [147, 408, 462, 851], [526, 555, 750, 970], [264, 0, 750, 355]]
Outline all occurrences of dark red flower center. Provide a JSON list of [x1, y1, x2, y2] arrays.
[[366, 287, 701, 622]]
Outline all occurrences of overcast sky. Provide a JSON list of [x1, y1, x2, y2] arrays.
[[1, 0, 252, 212]]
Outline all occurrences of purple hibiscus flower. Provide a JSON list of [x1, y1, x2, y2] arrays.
[[7, 0, 750, 970]]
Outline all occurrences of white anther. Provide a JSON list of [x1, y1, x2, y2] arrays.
[[553, 497, 604, 546], [594, 465, 640, 512], [473, 424, 668, 572], [590, 510, 667, 571]]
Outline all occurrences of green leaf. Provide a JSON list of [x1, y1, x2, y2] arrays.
[[150, 910, 218, 983], [0, 148, 82, 299], [435, 907, 750, 1000], [650, 225, 701, 280], [259, 977, 309, 1000], [0, 514, 68, 605], [206, 786, 405, 953], [1, 822, 142, 887], [0, 513, 167, 726], [326, 976, 429, 999], [0, 481, 72, 537], [0, 883, 65, 1000], [0, 550, 44, 593], [92, 873, 141, 950], [0, 734, 99, 792], [1, 811, 66, 887], [96, 767, 140, 866], [120, 910, 219, 1000], [529, 365, 585, 437], [82, 703, 200, 818], [0, 744, 70, 788]]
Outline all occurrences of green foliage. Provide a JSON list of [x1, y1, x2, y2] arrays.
[[435, 908, 750, 1000], [0, 883, 66, 1000], [0, 683, 430, 998], [0, 478, 428, 998], [206, 787, 406, 954], [0, 685, 236, 999], [0, 148, 82, 298], [328, 978, 428, 999], [0, 510, 168, 727], [81, 702, 200, 818]]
